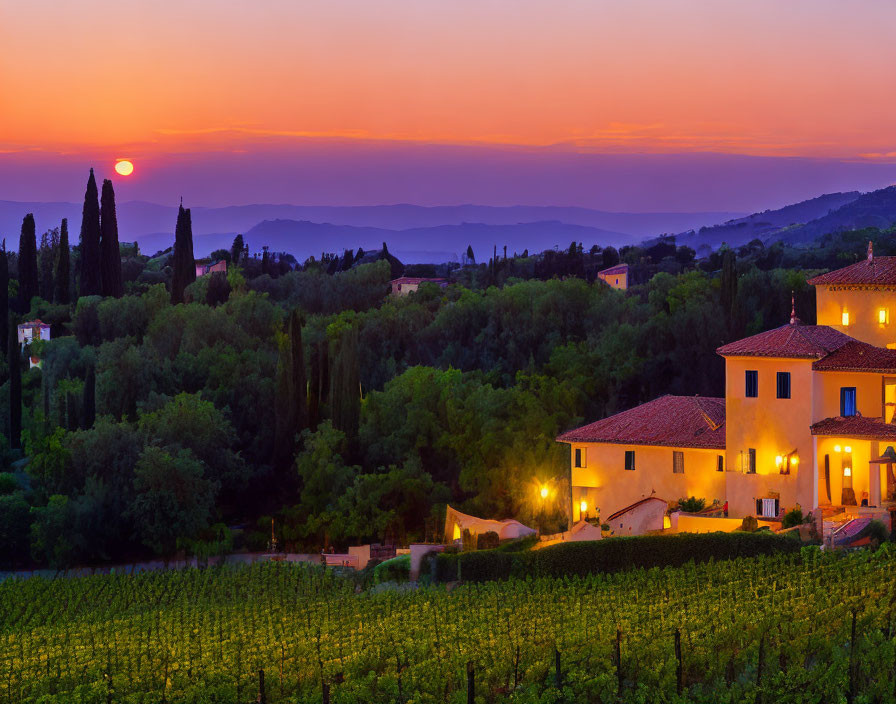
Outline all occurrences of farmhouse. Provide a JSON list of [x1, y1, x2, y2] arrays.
[[389, 277, 448, 296], [596, 263, 629, 290], [195, 259, 227, 277], [559, 243, 896, 526]]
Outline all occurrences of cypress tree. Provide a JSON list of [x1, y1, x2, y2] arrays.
[[273, 310, 308, 468], [0, 241, 7, 359], [79, 168, 102, 296], [8, 323, 21, 450], [54, 219, 71, 304], [170, 203, 196, 304], [721, 248, 738, 320], [17, 214, 39, 313], [328, 324, 360, 439], [38, 228, 55, 301], [82, 364, 96, 430], [231, 234, 244, 266], [100, 179, 124, 298], [466, 245, 475, 265]]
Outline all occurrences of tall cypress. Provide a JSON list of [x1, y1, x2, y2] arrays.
[[231, 234, 244, 266], [54, 219, 71, 304], [8, 323, 21, 450], [0, 241, 8, 358], [17, 214, 39, 313], [82, 364, 96, 430], [100, 179, 124, 298], [273, 310, 309, 468], [38, 228, 56, 301], [328, 324, 360, 439], [170, 203, 196, 304], [79, 168, 102, 296]]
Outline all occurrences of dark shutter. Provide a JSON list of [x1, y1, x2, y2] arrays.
[[756, 499, 762, 516], [774, 499, 780, 517]]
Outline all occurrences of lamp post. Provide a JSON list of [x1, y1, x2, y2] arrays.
[[539, 485, 549, 534]]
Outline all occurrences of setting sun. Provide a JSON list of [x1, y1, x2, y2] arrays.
[[114, 160, 134, 176]]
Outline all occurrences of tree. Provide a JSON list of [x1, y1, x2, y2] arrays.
[[205, 271, 231, 306], [17, 214, 39, 312], [78, 169, 102, 296], [466, 245, 476, 265], [53, 219, 70, 304], [8, 324, 21, 450], [38, 227, 56, 302], [0, 241, 7, 358], [170, 203, 196, 304], [100, 179, 124, 298], [274, 309, 308, 469], [230, 234, 244, 266], [720, 248, 738, 322], [328, 321, 361, 439], [0, 493, 31, 567], [82, 364, 96, 430], [127, 446, 217, 560]]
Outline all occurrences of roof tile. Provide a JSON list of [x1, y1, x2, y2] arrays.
[[810, 416, 896, 439], [716, 323, 852, 359], [812, 340, 896, 373], [807, 257, 896, 286]]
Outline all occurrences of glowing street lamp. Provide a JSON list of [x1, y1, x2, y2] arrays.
[[540, 486, 549, 499]]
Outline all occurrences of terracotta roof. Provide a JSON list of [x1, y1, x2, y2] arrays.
[[810, 416, 896, 439], [807, 257, 896, 286], [606, 497, 668, 522], [598, 263, 629, 276], [812, 340, 896, 373], [556, 395, 726, 449], [716, 323, 853, 359], [18, 319, 49, 328], [390, 277, 447, 285]]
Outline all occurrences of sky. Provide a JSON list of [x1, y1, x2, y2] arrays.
[[2, 0, 896, 210]]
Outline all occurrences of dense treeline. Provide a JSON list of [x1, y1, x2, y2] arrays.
[[3, 173, 884, 567]]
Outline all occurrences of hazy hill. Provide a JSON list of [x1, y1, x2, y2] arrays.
[[678, 191, 862, 250], [778, 186, 896, 244]]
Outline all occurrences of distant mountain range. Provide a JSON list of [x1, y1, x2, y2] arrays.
[[3, 185, 895, 263]]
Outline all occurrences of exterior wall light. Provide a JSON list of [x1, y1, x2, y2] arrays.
[[844, 446, 851, 454], [834, 445, 842, 452], [580, 500, 588, 514], [775, 455, 783, 467], [540, 486, 549, 499], [790, 455, 799, 466], [881, 309, 889, 325], [842, 310, 850, 326]]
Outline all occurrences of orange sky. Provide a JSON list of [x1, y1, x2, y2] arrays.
[[2, 0, 895, 160]]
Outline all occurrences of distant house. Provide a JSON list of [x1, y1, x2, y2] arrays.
[[18, 320, 51, 369], [597, 263, 629, 290], [17, 320, 51, 345], [195, 259, 227, 277], [390, 277, 448, 296]]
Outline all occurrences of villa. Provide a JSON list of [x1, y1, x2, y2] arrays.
[[559, 243, 896, 528], [389, 276, 448, 295], [596, 263, 629, 290]]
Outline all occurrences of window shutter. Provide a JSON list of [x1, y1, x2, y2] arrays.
[[756, 499, 762, 516], [774, 499, 780, 517]]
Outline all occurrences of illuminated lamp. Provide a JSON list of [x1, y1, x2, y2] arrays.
[[842, 310, 850, 326], [775, 455, 783, 467], [845, 446, 852, 454], [790, 455, 799, 466], [834, 445, 842, 453], [540, 486, 549, 499], [580, 500, 588, 514], [844, 467, 852, 477], [881, 309, 889, 325]]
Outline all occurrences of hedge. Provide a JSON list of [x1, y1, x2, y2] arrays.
[[428, 531, 801, 583]]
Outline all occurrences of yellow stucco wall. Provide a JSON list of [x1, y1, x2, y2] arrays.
[[568, 442, 725, 522], [812, 370, 884, 421], [391, 282, 420, 296], [815, 437, 882, 507], [598, 271, 628, 290], [816, 286, 896, 348], [724, 356, 815, 516]]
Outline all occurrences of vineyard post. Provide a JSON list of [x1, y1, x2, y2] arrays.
[[467, 661, 475, 704], [615, 628, 623, 699], [847, 608, 857, 704], [258, 668, 266, 704], [674, 629, 683, 695], [554, 648, 562, 690], [755, 632, 764, 704]]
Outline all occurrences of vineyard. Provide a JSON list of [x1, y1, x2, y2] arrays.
[[2, 547, 896, 703]]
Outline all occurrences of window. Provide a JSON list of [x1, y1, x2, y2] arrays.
[[624, 450, 636, 471], [880, 308, 890, 325], [672, 451, 684, 474], [574, 448, 586, 468], [717, 455, 724, 472], [842, 448, 853, 489], [745, 370, 758, 398], [776, 372, 791, 399], [756, 498, 779, 518], [840, 387, 857, 417], [842, 309, 850, 326], [742, 448, 756, 474]]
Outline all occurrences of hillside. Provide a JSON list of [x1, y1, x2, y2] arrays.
[[678, 191, 862, 250], [778, 185, 896, 244]]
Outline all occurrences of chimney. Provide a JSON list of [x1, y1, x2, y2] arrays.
[[868, 240, 874, 263], [789, 292, 800, 326]]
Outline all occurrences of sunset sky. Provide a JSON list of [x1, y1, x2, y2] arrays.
[[2, 0, 895, 209]]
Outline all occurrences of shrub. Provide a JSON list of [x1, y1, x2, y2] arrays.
[[476, 531, 500, 550], [677, 497, 706, 513], [781, 508, 804, 529], [866, 519, 889, 548], [739, 516, 759, 532], [0, 473, 18, 496], [431, 531, 801, 583], [373, 554, 410, 583]]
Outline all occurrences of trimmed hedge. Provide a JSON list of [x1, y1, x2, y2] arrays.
[[430, 531, 801, 583]]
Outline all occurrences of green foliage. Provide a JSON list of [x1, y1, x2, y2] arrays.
[[372, 554, 410, 583], [677, 496, 706, 513], [781, 507, 805, 529], [78, 169, 102, 297], [0, 492, 31, 566], [476, 530, 500, 550], [433, 531, 800, 582], [127, 446, 218, 558], [866, 519, 889, 547]]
